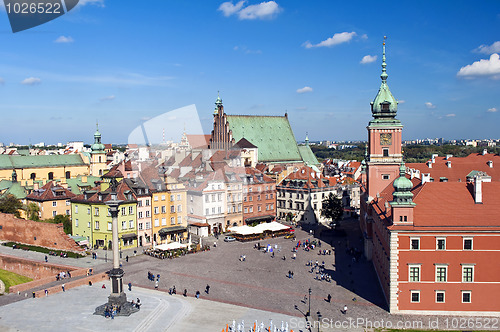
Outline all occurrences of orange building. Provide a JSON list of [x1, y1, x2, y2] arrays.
[[360, 42, 500, 316], [25, 181, 75, 219], [242, 167, 276, 225]]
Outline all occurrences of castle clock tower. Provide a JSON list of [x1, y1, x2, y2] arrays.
[[366, 38, 403, 199]]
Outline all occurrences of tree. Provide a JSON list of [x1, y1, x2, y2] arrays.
[[53, 215, 72, 235], [26, 202, 40, 221], [320, 193, 343, 228], [0, 194, 23, 218]]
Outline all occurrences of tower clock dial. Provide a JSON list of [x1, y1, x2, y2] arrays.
[[380, 133, 392, 145]]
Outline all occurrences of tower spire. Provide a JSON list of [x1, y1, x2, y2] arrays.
[[381, 36, 388, 83]]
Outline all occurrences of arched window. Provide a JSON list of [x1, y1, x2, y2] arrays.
[[48, 172, 54, 180], [65, 171, 71, 179], [98, 156, 102, 163], [30, 173, 36, 180]]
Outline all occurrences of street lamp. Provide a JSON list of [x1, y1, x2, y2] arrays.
[[105, 235, 107, 262], [307, 287, 311, 317]]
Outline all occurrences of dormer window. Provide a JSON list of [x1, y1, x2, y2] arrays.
[[381, 103, 390, 111]]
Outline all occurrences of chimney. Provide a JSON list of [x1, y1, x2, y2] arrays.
[[431, 154, 438, 163], [446, 154, 453, 160], [487, 160, 493, 168], [427, 160, 432, 168], [474, 176, 482, 204], [422, 173, 431, 184], [446, 161, 451, 168], [482, 149, 488, 156]]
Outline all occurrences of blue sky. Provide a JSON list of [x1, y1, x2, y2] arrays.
[[0, 0, 499, 145]]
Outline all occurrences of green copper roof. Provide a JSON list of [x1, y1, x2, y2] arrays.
[[298, 144, 320, 166], [66, 175, 101, 194], [0, 154, 86, 170], [391, 162, 415, 206], [371, 38, 399, 122], [226, 115, 302, 163], [91, 123, 105, 153], [0, 180, 28, 199]]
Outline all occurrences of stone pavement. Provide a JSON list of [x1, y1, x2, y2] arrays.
[[0, 281, 314, 332]]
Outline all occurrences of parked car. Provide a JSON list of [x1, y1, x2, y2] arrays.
[[284, 233, 296, 239], [224, 236, 236, 242]]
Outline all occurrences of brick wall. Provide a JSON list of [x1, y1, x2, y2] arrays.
[[0, 213, 84, 253]]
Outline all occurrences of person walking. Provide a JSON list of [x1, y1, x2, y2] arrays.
[[195, 290, 200, 299], [128, 282, 132, 291], [291, 271, 294, 279], [327, 294, 331, 303], [62, 284, 65, 292], [343, 305, 348, 314], [205, 284, 210, 294], [126, 255, 129, 262], [44, 255, 48, 263], [155, 280, 158, 290]]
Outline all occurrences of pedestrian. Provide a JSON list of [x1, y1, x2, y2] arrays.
[[293, 253, 296, 260], [195, 290, 200, 299], [172, 286, 176, 294], [62, 284, 65, 292], [157, 274, 160, 281], [205, 284, 210, 294], [45, 289, 48, 297], [343, 305, 348, 314], [128, 282, 132, 291], [291, 271, 294, 279], [183, 289, 187, 297], [44, 255, 48, 263], [89, 281, 92, 286], [155, 280, 158, 289], [67, 271, 71, 278], [327, 294, 331, 303], [32, 292, 36, 298], [126, 255, 129, 262], [287, 270, 291, 278], [102, 284, 106, 289]]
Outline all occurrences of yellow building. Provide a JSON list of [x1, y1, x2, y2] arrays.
[[25, 181, 76, 220]]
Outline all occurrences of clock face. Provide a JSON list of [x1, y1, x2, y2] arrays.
[[380, 133, 392, 146]]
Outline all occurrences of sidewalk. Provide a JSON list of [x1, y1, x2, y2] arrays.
[[0, 281, 310, 332]]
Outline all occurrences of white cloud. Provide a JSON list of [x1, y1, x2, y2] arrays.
[[218, 0, 246, 17], [219, 1, 281, 20], [303, 32, 357, 49], [487, 107, 498, 113], [233, 45, 262, 54], [445, 113, 456, 117], [238, 1, 281, 20], [21, 77, 41, 85], [78, 0, 105, 7], [54, 36, 74, 43], [296, 86, 313, 94], [360, 55, 377, 64], [398, 100, 405, 104], [99, 95, 115, 102], [425, 102, 436, 109], [474, 41, 500, 54], [457, 53, 500, 79]]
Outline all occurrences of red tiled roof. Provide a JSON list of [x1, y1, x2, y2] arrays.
[[26, 181, 76, 201], [186, 135, 210, 149], [406, 153, 500, 182]]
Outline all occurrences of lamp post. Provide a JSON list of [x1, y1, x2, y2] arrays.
[[105, 234, 107, 262], [307, 288, 311, 317]]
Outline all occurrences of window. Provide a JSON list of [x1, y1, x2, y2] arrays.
[[154, 195, 158, 201], [145, 211, 150, 218], [462, 291, 471, 303], [95, 221, 99, 229], [138, 211, 143, 219], [52, 201, 57, 207], [383, 148, 389, 157], [87, 221, 90, 228], [436, 291, 445, 303], [145, 222, 151, 229], [129, 206, 133, 215], [145, 199, 150, 206], [244, 207, 248, 213], [218, 207, 221, 214], [382, 174, 390, 180], [463, 238, 473, 250], [138, 223, 143, 230], [75, 219, 79, 227], [170, 217, 175, 225], [177, 216, 182, 224], [218, 193, 222, 201], [121, 207, 126, 215], [154, 218, 159, 227], [410, 291, 420, 303], [94, 207, 99, 216], [66, 200, 70, 206], [87, 208, 90, 215], [249, 207, 253, 213], [161, 206, 166, 213], [66, 210, 70, 215], [161, 195, 165, 201], [65, 171, 71, 179], [127, 220, 133, 229], [162, 218, 166, 226], [205, 208, 209, 215], [212, 207, 215, 214], [138, 200, 142, 207], [48, 172, 54, 180], [436, 238, 446, 250], [436, 265, 447, 282], [170, 205, 175, 213], [177, 205, 182, 212], [74, 205, 78, 214], [258, 206, 261, 212], [177, 194, 181, 201], [107, 208, 111, 217], [409, 265, 420, 282], [170, 195, 174, 201], [122, 221, 126, 229], [462, 265, 474, 282], [154, 207, 159, 214], [410, 238, 420, 250]]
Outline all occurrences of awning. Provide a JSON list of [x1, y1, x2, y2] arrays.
[[244, 215, 274, 223], [121, 233, 138, 240], [158, 226, 187, 235]]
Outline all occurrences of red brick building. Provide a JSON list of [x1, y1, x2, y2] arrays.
[[241, 167, 276, 225], [360, 43, 500, 315]]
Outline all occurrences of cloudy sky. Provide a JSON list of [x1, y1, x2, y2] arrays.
[[0, 0, 499, 144]]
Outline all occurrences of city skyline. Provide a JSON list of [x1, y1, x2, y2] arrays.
[[0, 1, 499, 144]]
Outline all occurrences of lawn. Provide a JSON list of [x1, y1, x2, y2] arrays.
[[0, 269, 33, 293]]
